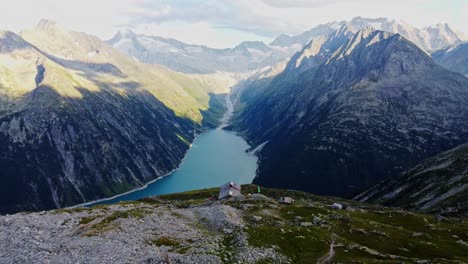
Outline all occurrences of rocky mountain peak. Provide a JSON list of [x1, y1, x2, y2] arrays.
[[424, 22, 459, 38], [35, 19, 61, 32], [335, 23, 359, 35], [113, 28, 137, 41], [354, 25, 379, 39], [235, 41, 271, 52], [0, 30, 16, 42], [272, 17, 466, 53], [289, 26, 397, 72], [426, 23, 451, 30], [350, 16, 392, 26], [0, 30, 32, 53], [107, 29, 138, 49]]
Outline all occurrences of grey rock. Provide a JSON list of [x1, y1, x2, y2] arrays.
[[299, 222, 313, 227], [249, 194, 270, 201], [251, 216, 263, 222], [0, 203, 288, 264]]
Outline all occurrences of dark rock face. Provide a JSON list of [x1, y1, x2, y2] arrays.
[[0, 86, 195, 213], [356, 143, 468, 216], [233, 27, 468, 197]]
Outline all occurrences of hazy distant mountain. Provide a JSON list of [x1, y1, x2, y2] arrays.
[[269, 22, 342, 48], [109, 17, 467, 75], [108, 29, 289, 73], [0, 20, 235, 213], [233, 25, 468, 197], [356, 142, 468, 216], [432, 42, 468, 76], [270, 17, 467, 52]]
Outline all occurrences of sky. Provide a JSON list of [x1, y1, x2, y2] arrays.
[[0, 0, 467, 48]]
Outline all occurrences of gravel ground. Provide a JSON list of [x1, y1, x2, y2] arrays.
[[0, 202, 287, 264]]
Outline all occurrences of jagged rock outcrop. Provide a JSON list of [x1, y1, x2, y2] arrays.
[[233, 26, 468, 197]]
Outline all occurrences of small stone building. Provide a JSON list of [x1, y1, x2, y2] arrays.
[[331, 203, 343, 210], [279, 197, 294, 204], [218, 182, 241, 200]]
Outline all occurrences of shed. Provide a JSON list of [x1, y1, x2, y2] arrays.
[[218, 182, 241, 200], [279, 197, 294, 205], [331, 203, 343, 210]]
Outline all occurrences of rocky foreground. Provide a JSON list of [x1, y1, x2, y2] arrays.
[[1, 185, 467, 263]]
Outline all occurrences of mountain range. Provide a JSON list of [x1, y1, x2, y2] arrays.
[[108, 29, 291, 74], [110, 17, 468, 77], [1, 17, 467, 214], [270, 17, 468, 53], [231, 25, 468, 198]]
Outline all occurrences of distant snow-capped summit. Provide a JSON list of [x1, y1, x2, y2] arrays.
[[108, 30, 288, 73], [270, 17, 466, 52]]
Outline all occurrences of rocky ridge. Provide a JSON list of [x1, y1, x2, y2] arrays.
[[232, 25, 468, 197]]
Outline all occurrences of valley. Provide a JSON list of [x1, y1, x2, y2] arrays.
[[1, 17, 467, 215], [0, 8, 467, 263], [0, 21, 238, 214], [86, 95, 258, 207]]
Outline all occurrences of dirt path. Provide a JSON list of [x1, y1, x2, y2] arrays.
[[317, 239, 335, 264]]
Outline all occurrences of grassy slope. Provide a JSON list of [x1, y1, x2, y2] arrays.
[[82, 185, 468, 263]]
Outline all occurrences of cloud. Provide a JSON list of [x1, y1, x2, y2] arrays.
[[260, 0, 358, 8], [129, 21, 272, 49], [127, 0, 298, 38], [119, 0, 468, 47], [0, 0, 139, 39]]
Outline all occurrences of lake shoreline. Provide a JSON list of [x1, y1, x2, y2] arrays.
[[73, 130, 204, 208], [77, 94, 258, 208]]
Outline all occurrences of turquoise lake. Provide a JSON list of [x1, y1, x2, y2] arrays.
[[87, 95, 258, 206]]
